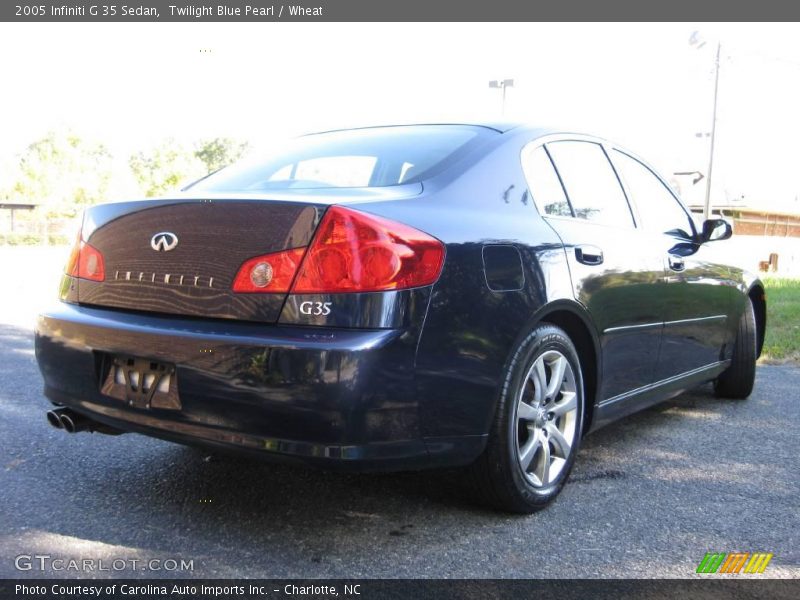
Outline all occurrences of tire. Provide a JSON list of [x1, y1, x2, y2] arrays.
[[466, 324, 584, 513], [714, 297, 757, 399]]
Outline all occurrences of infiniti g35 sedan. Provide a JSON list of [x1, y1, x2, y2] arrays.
[[35, 123, 765, 512]]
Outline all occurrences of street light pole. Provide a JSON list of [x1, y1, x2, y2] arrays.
[[704, 42, 721, 221], [489, 79, 514, 116]]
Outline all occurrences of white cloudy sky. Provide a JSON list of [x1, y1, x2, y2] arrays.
[[1, 22, 799, 210]]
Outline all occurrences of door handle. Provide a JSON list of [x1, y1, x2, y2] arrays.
[[668, 254, 685, 272], [575, 245, 604, 266]]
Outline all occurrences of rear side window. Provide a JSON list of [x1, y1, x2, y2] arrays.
[[188, 125, 492, 192], [523, 146, 572, 217], [546, 141, 634, 228], [612, 150, 695, 237]]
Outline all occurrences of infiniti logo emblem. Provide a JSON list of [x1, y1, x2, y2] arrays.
[[150, 232, 179, 252]]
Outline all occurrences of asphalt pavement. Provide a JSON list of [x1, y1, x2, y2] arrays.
[[1, 311, 798, 579], [0, 249, 797, 579]]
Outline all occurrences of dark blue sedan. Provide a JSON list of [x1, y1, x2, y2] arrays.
[[35, 123, 765, 512]]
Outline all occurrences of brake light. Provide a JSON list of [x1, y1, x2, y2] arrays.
[[291, 206, 444, 293], [65, 230, 105, 282], [232, 248, 306, 293]]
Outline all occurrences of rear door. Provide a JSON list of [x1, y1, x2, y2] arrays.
[[523, 139, 665, 401], [609, 149, 735, 379]]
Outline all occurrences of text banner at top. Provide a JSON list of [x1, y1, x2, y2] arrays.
[[4, 0, 800, 22]]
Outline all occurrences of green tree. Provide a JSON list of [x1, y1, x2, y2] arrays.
[[8, 131, 113, 217], [194, 137, 249, 174], [129, 139, 206, 197]]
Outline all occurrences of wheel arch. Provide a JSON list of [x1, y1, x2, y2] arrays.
[[526, 300, 602, 435]]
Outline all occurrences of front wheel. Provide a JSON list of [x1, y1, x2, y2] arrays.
[[466, 324, 584, 513], [714, 297, 757, 399]]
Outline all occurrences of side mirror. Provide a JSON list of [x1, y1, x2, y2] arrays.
[[698, 218, 732, 243]]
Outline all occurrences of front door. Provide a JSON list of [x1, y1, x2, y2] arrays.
[[608, 148, 735, 381]]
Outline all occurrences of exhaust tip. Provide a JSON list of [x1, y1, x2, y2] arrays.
[[46, 410, 64, 430], [60, 414, 77, 433], [45, 407, 122, 435]]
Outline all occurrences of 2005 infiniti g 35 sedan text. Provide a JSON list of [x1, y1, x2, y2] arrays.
[[35, 124, 766, 512]]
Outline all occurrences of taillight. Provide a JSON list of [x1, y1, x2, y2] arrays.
[[292, 206, 444, 293], [65, 230, 105, 282], [232, 247, 306, 293], [231, 207, 445, 295]]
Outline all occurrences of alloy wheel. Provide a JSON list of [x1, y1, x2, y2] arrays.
[[515, 349, 579, 487]]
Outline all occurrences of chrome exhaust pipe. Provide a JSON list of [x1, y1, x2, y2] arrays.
[[45, 407, 123, 435], [59, 410, 84, 433], [46, 409, 65, 430]]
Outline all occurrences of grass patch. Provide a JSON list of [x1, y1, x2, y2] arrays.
[[761, 277, 800, 362]]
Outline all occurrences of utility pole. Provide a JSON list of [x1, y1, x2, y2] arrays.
[[704, 42, 721, 221]]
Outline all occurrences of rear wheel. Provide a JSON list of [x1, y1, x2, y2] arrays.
[[466, 324, 584, 513], [714, 297, 757, 399]]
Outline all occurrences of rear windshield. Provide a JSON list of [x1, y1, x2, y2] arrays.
[[187, 125, 495, 192]]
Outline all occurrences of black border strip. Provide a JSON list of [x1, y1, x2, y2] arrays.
[[4, 0, 800, 22], [2, 579, 800, 600]]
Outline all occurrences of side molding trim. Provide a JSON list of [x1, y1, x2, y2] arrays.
[[598, 360, 731, 408]]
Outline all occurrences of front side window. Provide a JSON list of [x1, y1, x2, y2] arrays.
[[612, 150, 694, 237], [546, 141, 634, 228]]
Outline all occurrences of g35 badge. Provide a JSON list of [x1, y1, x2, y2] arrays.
[[300, 301, 332, 316]]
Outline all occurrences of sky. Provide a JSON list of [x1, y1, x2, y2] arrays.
[[1, 22, 799, 211]]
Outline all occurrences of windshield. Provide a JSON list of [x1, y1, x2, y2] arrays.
[[187, 125, 495, 192]]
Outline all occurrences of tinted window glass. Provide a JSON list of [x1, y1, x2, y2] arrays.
[[293, 156, 378, 187], [524, 146, 572, 217], [546, 141, 634, 227], [189, 125, 491, 192], [612, 150, 694, 237]]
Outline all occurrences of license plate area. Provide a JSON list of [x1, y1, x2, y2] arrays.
[[100, 355, 180, 410]]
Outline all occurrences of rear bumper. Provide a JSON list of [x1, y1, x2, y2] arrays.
[[34, 303, 485, 471]]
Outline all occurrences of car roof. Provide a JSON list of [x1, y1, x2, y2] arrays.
[[300, 123, 615, 143], [303, 122, 525, 136]]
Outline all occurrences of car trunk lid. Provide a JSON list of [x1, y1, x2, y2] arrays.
[[77, 199, 323, 323]]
